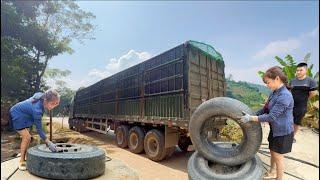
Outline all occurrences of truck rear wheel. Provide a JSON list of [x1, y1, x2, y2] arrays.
[[76, 119, 87, 133], [189, 97, 262, 166], [68, 119, 75, 130], [128, 126, 145, 154], [116, 125, 129, 148], [144, 129, 167, 161]]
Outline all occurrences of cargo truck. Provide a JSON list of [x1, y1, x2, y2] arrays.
[[68, 40, 226, 161]]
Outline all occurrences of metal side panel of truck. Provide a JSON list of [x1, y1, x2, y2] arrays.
[[68, 40, 226, 161]]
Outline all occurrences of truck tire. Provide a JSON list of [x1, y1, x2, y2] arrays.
[[73, 119, 79, 131], [128, 126, 145, 154], [68, 118, 74, 130], [144, 129, 167, 161], [189, 97, 262, 166], [178, 136, 192, 152], [27, 143, 105, 179], [188, 150, 263, 180], [116, 125, 129, 148], [76, 119, 87, 133], [69, 123, 74, 130]]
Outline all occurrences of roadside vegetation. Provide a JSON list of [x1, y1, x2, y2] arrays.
[[1, 0, 95, 127]]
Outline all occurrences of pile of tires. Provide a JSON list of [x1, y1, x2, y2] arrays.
[[188, 97, 264, 180]]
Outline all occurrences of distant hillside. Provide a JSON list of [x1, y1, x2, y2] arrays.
[[245, 82, 271, 96], [226, 79, 270, 111]]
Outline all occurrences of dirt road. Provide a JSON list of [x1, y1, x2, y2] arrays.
[[53, 127, 190, 179], [1, 117, 319, 180], [53, 118, 319, 180]]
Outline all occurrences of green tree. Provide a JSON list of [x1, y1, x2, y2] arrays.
[[30, 0, 96, 92], [1, 0, 95, 104], [43, 68, 75, 116], [52, 86, 75, 117], [258, 55, 297, 80], [1, 1, 45, 102]]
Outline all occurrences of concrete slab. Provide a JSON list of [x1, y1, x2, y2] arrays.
[[258, 124, 319, 180], [1, 157, 20, 180], [1, 157, 139, 180]]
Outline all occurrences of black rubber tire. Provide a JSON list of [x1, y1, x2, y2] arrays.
[[68, 123, 74, 130], [27, 144, 105, 179], [144, 129, 167, 161], [116, 125, 129, 148], [76, 119, 87, 132], [189, 97, 262, 166], [74, 119, 80, 132], [188, 150, 263, 180], [178, 136, 192, 152], [68, 118, 75, 130], [128, 126, 145, 154]]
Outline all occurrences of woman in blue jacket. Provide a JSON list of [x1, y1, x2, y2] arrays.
[[10, 89, 60, 170], [240, 66, 294, 180]]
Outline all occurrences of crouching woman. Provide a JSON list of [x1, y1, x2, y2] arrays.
[[9, 89, 60, 170]]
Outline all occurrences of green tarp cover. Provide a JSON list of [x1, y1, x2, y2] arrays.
[[188, 40, 223, 62]]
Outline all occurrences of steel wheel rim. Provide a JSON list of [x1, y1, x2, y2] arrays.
[[130, 133, 138, 149], [117, 131, 124, 145], [147, 136, 159, 156]]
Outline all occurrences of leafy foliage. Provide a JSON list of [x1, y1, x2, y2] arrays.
[[44, 69, 71, 79], [1, 0, 95, 105], [51, 86, 75, 117], [43, 68, 75, 116], [220, 119, 243, 143], [1, 1, 95, 127]]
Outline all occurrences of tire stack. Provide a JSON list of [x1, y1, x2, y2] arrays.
[[188, 97, 264, 180]]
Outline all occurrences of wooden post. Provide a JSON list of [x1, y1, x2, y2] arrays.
[[50, 110, 52, 141]]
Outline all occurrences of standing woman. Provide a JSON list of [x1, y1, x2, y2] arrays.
[[240, 66, 294, 180], [9, 89, 60, 170]]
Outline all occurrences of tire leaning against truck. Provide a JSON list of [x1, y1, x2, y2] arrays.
[[189, 97, 262, 166]]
